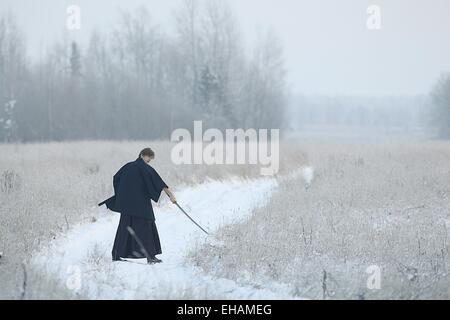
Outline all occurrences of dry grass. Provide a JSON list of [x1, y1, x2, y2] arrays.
[[5, 139, 448, 299], [0, 140, 303, 299], [191, 142, 450, 299]]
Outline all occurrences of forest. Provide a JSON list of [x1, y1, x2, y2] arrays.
[[0, 1, 287, 142]]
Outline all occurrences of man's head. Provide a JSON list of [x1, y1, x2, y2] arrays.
[[139, 148, 155, 163]]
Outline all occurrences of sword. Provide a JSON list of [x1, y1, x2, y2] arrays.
[[174, 202, 209, 235]]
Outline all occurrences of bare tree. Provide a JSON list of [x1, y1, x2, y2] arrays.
[[111, 6, 170, 139], [430, 73, 450, 138], [199, 0, 246, 128], [242, 28, 287, 129], [0, 3, 289, 142], [0, 12, 26, 142], [174, 0, 202, 111]]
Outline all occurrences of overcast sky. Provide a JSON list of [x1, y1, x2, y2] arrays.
[[1, 0, 449, 96]]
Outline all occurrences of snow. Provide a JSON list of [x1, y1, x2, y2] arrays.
[[301, 166, 314, 186], [279, 166, 315, 190], [32, 177, 300, 299]]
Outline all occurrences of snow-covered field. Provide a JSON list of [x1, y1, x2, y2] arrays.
[[193, 144, 450, 299], [5, 141, 449, 299], [31, 177, 300, 299], [0, 141, 306, 299]]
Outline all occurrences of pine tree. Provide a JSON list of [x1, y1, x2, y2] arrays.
[[70, 41, 82, 77], [430, 73, 450, 138], [198, 65, 219, 114]]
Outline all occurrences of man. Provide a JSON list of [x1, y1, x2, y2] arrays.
[[99, 148, 176, 264]]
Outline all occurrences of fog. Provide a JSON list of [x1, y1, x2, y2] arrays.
[[0, 0, 449, 142]]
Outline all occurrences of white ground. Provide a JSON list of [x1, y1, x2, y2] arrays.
[[31, 174, 312, 299]]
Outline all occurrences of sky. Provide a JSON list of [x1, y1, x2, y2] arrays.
[[1, 0, 449, 96]]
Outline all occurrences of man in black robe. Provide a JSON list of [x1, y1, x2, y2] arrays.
[[99, 148, 176, 264]]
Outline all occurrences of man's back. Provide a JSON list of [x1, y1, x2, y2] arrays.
[[112, 158, 167, 220]]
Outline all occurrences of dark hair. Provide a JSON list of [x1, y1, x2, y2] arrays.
[[139, 148, 155, 158]]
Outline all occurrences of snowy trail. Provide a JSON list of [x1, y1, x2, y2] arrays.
[[32, 176, 304, 299]]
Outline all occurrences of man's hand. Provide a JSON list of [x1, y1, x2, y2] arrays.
[[164, 187, 177, 204]]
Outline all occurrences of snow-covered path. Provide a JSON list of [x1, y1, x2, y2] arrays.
[[32, 177, 298, 299]]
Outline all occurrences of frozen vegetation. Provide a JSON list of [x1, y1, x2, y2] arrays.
[[191, 142, 450, 299], [31, 177, 292, 299], [0, 140, 302, 299], [2, 141, 450, 299]]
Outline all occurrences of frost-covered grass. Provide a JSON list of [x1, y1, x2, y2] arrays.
[[191, 142, 450, 299], [5, 140, 448, 299], [30, 177, 289, 300], [0, 140, 304, 299]]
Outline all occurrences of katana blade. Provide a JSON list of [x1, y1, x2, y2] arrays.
[[175, 202, 209, 235]]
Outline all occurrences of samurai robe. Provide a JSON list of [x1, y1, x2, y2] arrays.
[[99, 157, 168, 260]]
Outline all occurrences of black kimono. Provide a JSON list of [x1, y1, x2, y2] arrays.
[[99, 158, 168, 260]]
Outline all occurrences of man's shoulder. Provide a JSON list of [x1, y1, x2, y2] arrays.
[[117, 161, 137, 173], [122, 161, 135, 169], [146, 164, 163, 178]]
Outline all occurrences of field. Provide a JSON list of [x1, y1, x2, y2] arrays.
[[192, 142, 450, 299], [0, 141, 301, 299], [1, 140, 449, 299]]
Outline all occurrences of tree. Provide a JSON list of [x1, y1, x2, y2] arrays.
[[199, 0, 246, 128], [198, 64, 219, 113], [430, 73, 450, 138], [111, 6, 170, 139], [174, 0, 202, 111], [0, 100, 17, 141], [0, 3, 289, 142], [0, 12, 26, 142], [242, 28, 287, 129], [70, 41, 82, 77]]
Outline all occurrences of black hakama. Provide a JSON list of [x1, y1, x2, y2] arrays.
[[112, 213, 162, 260]]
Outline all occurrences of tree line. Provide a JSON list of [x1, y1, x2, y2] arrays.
[[0, 0, 287, 142], [430, 73, 450, 138]]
